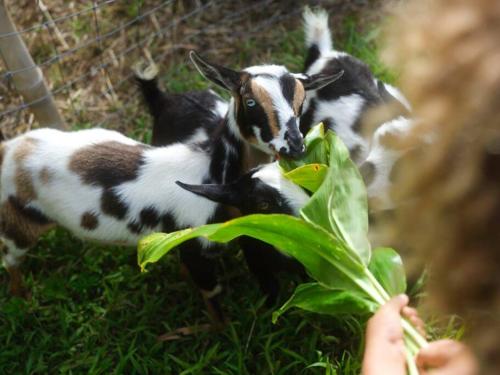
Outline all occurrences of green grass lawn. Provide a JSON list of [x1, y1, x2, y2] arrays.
[[1, 18, 403, 375]]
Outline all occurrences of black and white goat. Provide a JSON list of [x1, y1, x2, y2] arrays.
[[0, 128, 305, 318], [300, 8, 414, 211]]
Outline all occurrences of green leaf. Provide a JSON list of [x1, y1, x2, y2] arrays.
[[284, 163, 328, 193], [272, 283, 378, 323], [301, 132, 371, 265], [304, 122, 326, 148], [137, 226, 220, 272], [279, 123, 329, 172], [138, 214, 372, 293], [368, 248, 407, 296]]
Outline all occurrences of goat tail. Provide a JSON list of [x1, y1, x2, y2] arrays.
[[133, 61, 166, 119], [303, 7, 332, 57]]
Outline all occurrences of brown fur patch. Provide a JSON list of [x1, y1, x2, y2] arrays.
[[14, 138, 38, 203], [69, 141, 147, 188], [39, 166, 54, 184], [250, 80, 279, 137], [242, 142, 272, 171], [0, 199, 53, 249], [293, 81, 305, 115], [81, 211, 99, 230]]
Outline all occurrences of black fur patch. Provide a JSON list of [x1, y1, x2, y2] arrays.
[[81, 211, 99, 230], [322, 118, 336, 133], [8, 195, 51, 225], [304, 45, 320, 72], [126, 207, 161, 234], [208, 122, 244, 184], [360, 161, 376, 186], [161, 213, 176, 233], [140, 206, 160, 228], [3, 225, 31, 249], [299, 99, 317, 135], [127, 220, 143, 234], [101, 189, 129, 220], [206, 204, 232, 225], [279, 74, 296, 106], [315, 55, 381, 103], [350, 145, 363, 163]]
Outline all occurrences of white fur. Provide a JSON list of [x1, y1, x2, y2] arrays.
[[213, 98, 229, 118], [303, 7, 332, 54], [252, 163, 310, 215], [0, 240, 27, 267], [313, 94, 369, 161], [185, 128, 209, 144], [0, 128, 220, 251], [306, 52, 348, 78], [244, 65, 288, 77], [363, 117, 414, 210], [227, 100, 245, 141]]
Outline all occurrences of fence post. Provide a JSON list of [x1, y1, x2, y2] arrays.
[[0, 0, 66, 129]]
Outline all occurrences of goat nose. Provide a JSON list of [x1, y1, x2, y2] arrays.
[[279, 144, 306, 159], [282, 118, 305, 159]]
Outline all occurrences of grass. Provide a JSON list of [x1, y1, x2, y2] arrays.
[[0, 10, 453, 375]]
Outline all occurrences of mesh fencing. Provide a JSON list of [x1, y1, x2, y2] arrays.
[[0, 0, 374, 138]]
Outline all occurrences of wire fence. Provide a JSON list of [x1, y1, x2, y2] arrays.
[[0, 0, 373, 138]]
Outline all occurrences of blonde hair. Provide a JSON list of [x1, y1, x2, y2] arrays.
[[383, 0, 500, 373]]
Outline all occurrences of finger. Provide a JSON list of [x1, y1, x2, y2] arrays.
[[402, 306, 418, 318], [383, 294, 409, 314], [416, 340, 462, 368]]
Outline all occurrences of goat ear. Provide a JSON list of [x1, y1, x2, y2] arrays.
[[189, 51, 242, 92], [298, 70, 344, 91], [176, 181, 242, 207]]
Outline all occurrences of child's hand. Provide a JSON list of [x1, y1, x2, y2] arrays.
[[417, 339, 478, 375], [362, 294, 411, 375]]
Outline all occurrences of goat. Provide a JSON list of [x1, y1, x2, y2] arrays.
[[177, 162, 310, 303], [300, 8, 411, 165], [300, 8, 415, 212]]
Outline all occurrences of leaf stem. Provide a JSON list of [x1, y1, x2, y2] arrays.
[[364, 269, 391, 302], [402, 318, 428, 349]]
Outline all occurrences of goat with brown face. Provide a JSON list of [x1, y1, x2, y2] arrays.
[[190, 51, 343, 159]]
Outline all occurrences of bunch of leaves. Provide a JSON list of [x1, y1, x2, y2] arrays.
[[137, 124, 427, 374]]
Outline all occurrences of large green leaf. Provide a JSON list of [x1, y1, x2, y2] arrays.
[[301, 132, 371, 265], [138, 214, 372, 293], [279, 123, 329, 172], [284, 163, 328, 193], [272, 282, 378, 323], [368, 248, 407, 296]]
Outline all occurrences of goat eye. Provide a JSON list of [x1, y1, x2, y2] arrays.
[[246, 99, 256, 107], [258, 201, 270, 211]]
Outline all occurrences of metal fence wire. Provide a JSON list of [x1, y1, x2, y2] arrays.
[[0, 0, 369, 138]]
